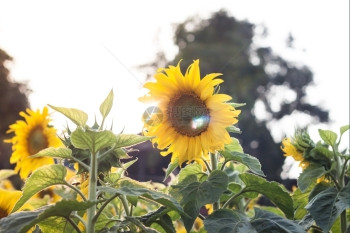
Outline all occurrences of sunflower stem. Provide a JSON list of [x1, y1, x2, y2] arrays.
[[86, 151, 98, 233], [210, 152, 220, 210]]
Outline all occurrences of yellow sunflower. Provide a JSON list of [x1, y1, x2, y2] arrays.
[[0, 189, 34, 219], [281, 138, 309, 169], [5, 107, 63, 179], [140, 59, 240, 165]]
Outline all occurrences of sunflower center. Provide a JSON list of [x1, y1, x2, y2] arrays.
[[167, 92, 210, 137], [0, 208, 8, 219], [28, 126, 49, 155]]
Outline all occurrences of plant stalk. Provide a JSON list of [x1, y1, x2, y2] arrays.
[[210, 152, 220, 210], [86, 151, 98, 233]]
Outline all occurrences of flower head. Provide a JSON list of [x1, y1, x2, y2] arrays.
[[140, 60, 240, 165], [281, 138, 310, 169], [5, 107, 63, 178]]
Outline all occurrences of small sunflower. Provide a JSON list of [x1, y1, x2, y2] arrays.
[[5, 107, 63, 179], [140, 60, 240, 165], [281, 138, 309, 169], [0, 189, 22, 219]]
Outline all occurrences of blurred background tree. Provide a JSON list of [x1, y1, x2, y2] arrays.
[[0, 48, 30, 169], [140, 10, 329, 184]]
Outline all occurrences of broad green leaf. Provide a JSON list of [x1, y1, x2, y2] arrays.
[[239, 173, 294, 219], [251, 208, 305, 233], [99, 179, 185, 216], [12, 164, 67, 212], [71, 127, 117, 154], [172, 170, 228, 231], [318, 129, 337, 147], [220, 151, 265, 176], [297, 164, 327, 192], [178, 163, 203, 183], [115, 134, 152, 148], [305, 185, 350, 233], [38, 216, 76, 233], [100, 89, 114, 118], [340, 125, 350, 136], [0, 208, 44, 233], [20, 200, 96, 233], [204, 209, 255, 233], [292, 184, 315, 220], [224, 138, 243, 153], [48, 105, 88, 127], [0, 169, 16, 181], [164, 157, 178, 181], [32, 147, 72, 159]]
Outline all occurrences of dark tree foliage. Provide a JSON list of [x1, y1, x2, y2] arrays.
[[143, 10, 328, 183], [0, 48, 30, 169]]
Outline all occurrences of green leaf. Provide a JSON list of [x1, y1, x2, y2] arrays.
[[220, 151, 265, 177], [318, 129, 337, 147], [71, 127, 117, 154], [38, 216, 76, 233], [340, 125, 350, 136], [178, 163, 203, 183], [100, 89, 114, 118], [0, 208, 44, 233], [224, 138, 243, 153], [172, 170, 229, 231], [204, 209, 255, 233], [297, 164, 327, 192], [226, 126, 241, 134], [239, 173, 294, 219], [228, 102, 246, 108], [305, 185, 350, 233], [0, 169, 16, 181], [12, 164, 67, 212], [292, 184, 316, 220], [251, 208, 305, 233], [164, 157, 179, 181], [48, 105, 88, 127], [21, 200, 96, 233], [99, 179, 185, 216], [32, 147, 72, 159], [115, 134, 152, 148]]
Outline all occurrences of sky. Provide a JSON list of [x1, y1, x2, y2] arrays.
[[0, 1, 349, 150]]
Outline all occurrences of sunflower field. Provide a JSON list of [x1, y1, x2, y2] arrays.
[[0, 60, 349, 233]]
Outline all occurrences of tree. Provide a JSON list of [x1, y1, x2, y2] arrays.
[[145, 10, 328, 184], [0, 48, 30, 169]]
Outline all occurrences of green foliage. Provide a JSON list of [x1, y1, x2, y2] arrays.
[[318, 129, 337, 147], [239, 173, 294, 219], [48, 105, 88, 127], [114, 134, 153, 149], [71, 127, 117, 154], [12, 164, 67, 212], [100, 89, 114, 119], [297, 164, 327, 192], [33, 147, 72, 159], [306, 185, 350, 233]]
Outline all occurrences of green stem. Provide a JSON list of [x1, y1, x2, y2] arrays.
[[120, 195, 130, 216], [71, 213, 86, 229], [65, 182, 87, 201], [98, 145, 116, 161], [93, 193, 119, 223], [340, 210, 347, 233], [222, 189, 246, 209], [65, 216, 82, 233], [71, 156, 90, 171], [210, 152, 219, 210], [86, 151, 98, 233]]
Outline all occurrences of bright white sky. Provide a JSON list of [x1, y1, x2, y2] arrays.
[[0, 1, 349, 150]]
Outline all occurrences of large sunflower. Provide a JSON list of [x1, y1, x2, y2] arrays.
[[0, 189, 22, 219], [140, 60, 240, 165], [5, 107, 63, 178]]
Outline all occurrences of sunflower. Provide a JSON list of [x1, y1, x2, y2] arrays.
[[140, 60, 240, 165], [281, 138, 310, 169], [0, 189, 27, 219], [5, 107, 63, 179]]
